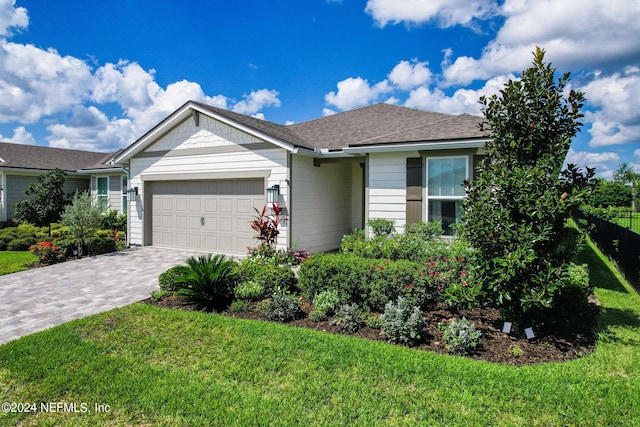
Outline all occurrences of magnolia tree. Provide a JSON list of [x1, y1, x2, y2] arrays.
[[463, 48, 595, 317]]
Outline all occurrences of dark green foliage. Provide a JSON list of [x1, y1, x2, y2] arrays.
[[85, 236, 117, 255], [331, 304, 363, 333], [264, 287, 301, 322], [233, 257, 296, 296], [159, 265, 191, 292], [101, 209, 127, 231], [613, 162, 640, 212], [298, 253, 446, 311], [230, 300, 250, 312], [7, 238, 35, 251], [589, 179, 633, 208], [367, 218, 396, 237], [380, 297, 426, 346], [13, 168, 70, 236], [463, 48, 595, 317], [175, 254, 237, 310], [438, 317, 482, 355]]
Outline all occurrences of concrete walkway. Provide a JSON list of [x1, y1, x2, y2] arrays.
[[0, 246, 203, 345]]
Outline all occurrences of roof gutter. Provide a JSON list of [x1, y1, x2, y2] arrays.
[[342, 139, 489, 154]]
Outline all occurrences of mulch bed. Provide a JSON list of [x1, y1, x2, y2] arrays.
[[141, 294, 599, 366]]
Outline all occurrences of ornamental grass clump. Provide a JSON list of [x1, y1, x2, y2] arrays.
[[438, 317, 482, 356], [380, 296, 426, 346]]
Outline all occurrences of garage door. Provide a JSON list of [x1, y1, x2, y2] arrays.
[[149, 179, 265, 254]]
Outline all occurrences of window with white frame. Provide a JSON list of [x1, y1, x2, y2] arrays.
[[121, 175, 128, 214], [96, 176, 109, 210], [426, 157, 468, 235]]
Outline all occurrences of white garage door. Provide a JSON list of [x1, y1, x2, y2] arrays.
[[149, 179, 265, 254]]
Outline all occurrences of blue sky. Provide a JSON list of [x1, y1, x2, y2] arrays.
[[0, 0, 638, 179]]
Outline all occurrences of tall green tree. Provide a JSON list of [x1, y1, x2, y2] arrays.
[[14, 168, 70, 236], [463, 47, 595, 317], [613, 162, 640, 212], [61, 191, 103, 257]]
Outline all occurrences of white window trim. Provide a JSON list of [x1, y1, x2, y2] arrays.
[[96, 176, 109, 208], [424, 155, 470, 226]]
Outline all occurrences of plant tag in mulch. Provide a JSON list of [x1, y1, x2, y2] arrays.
[[502, 322, 512, 334], [524, 327, 535, 339]]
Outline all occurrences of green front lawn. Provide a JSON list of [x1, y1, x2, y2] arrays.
[[611, 211, 640, 234], [0, 251, 37, 275], [0, 239, 638, 426]]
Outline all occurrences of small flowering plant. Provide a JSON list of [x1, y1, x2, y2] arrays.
[[30, 241, 66, 265]]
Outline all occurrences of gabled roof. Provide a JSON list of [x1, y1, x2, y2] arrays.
[[0, 142, 114, 172], [117, 101, 487, 163]]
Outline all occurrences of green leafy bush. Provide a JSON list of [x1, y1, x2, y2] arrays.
[[159, 265, 191, 292], [380, 297, 426, 346], [233, 258, 295, 296], [438, 317, 482, 355], [308, 309, 327, 322], [552, 262, 591, 310], [85, 236, 117, 255], [367, 218, 396, 237], [264, 287, 301, 322], [234, 280, 265, 300], [230, 300, 250, 312], [312, 289, 341, 315], [331, 304, 362, 333], [8, 238, 36, 251], [175, 254, 237, 310], [340, 229, 365, 254]]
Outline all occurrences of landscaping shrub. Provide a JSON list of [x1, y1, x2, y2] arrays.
[[438, 317, 482, 355], [234, 280, 265, 301], [247, 244, 310, 266], [85, 236, 117, 255], [175, 254, 237, 310], [331, 304, 363, 333], [551, 262, 592, 311], [367, 218, 396, 237], [340, 229, 365, 254], [299, 253, 458, 311], [312, 289, 341, 316], [230, 300, 250, 312], [101, 209, 127, 231], [380, 297, 426, 346], [233, 257, 296, 295], [308, 309, 327, 322], [159, 265, 191, 292], [7, 237, 36, 251], [30, 241, 66, 265], [264, 287, 301, 322]]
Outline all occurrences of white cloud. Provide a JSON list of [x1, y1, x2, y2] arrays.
[[387, 60, 432, 90], [564, 148, 621, 179], [0, 0, 28, 36], [581, 68, 640, 147], [365, 0, 496, 28], [0, 126, 35, 145], [443, 0, 640, 86], [325, 77, 392, 110], [231, 89, 281, 115], [0, 41, 95, 123], [405, 74, 510, 114], [322, 108, 336, 116]]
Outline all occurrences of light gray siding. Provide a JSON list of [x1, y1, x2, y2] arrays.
[[290, 155, 362, 253]]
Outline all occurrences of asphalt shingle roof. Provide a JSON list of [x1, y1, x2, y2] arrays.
[[0, 142, 114, 171]]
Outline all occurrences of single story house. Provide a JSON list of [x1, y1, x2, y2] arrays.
[[0, 142, 126, 221], [115, 101, 487, 255]]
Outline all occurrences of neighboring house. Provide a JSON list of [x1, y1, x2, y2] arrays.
[[0, 142, 126, 221], [115, 101, 488, 255]]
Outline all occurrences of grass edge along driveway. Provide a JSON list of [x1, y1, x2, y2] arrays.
[[0, 238, 638, 426]]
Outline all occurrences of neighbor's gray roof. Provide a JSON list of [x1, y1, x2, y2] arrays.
[[198, 102, 486, 151], [0, 142, 115, 172]]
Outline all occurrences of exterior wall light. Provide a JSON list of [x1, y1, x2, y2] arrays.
[[266, 184, 280, 204], [127, 186, 138, 201]]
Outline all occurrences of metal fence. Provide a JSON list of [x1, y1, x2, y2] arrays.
[[609, 210, 640, 234], [576, 211, 640, 292]]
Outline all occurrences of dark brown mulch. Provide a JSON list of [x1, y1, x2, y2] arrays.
[[140, 295, 599, 366]]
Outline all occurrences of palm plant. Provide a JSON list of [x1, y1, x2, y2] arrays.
[[175, 254, 236, 310]]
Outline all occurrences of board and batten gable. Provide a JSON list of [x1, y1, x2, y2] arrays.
[[290, 155, 363, 253], [126, 113, 289, 251]]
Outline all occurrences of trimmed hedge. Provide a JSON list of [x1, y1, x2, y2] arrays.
[[233, 258, 296, 296], [298, 254, 439, 311]]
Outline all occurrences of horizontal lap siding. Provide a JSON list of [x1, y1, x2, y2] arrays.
[[367, 152, 419, 234], [291, 155, 355, 253]]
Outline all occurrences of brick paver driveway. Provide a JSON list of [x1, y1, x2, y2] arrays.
[[0, 246, 203, 345]]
